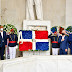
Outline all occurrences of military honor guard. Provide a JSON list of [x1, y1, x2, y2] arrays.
[[7, 29, 18, 59], [0, 25, 7, 60], [48, 31, 60, 55], [58, 30, 69, 55]]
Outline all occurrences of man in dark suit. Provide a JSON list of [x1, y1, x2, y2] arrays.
[[58, 30, 69, 55], [0, 35, 2, 47], [0, 25, 7, 60], [68, 33, 72, 54]]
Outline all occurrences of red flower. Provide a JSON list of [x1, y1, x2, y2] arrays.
[[59, 27, 64, 34], [11, 29, 14, 32]]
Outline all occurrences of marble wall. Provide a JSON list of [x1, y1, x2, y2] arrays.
[[1, 0, 26, 31], [0, 0, 1, 25], [66, 0, 72, 28], [1, 0, 66, 31], [43, 0, 66, 28]]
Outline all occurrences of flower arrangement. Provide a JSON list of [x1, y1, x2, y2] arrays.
[[51, 26, 64, 34], [66, 26, 72, 32], [3, 24, 17, 35], [51, 26, 57, 33], [59, 26, 64, 34]]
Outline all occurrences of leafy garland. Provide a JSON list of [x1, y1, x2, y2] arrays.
[[66, 26, 72, 32], [3, 24, 17, 35]]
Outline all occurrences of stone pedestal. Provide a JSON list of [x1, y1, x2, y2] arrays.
[[23, 20, 51, 56]]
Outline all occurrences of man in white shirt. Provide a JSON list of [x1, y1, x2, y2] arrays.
[[0, 25, 7, 60]]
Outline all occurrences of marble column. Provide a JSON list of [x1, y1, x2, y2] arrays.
[[0, 0, 1, 25], [66, 0, 72, 28]]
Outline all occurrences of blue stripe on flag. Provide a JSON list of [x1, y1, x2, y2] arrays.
[[22, 31, 32, 39], [36, 42, 49, 51]]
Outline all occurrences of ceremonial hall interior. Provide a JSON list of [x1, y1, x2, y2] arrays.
[[0, 0, 72, 72]]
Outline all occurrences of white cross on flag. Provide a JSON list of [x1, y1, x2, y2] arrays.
[[18, 30, 49, 51]]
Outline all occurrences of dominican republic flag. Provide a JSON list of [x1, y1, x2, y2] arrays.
[[18, 30, 49, 51]]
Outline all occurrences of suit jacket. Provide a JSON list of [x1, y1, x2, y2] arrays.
[[0, 36, 2, 47], [68, 34, 72, 49], [58, 35, 69, 50], [0, 31, 7, 47]]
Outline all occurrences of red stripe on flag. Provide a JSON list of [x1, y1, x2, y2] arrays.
[[35, 31, 48, 39], [19, 42, 32, 51]]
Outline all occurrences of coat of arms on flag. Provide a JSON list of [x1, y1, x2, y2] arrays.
[[18, 30, 49, 51]]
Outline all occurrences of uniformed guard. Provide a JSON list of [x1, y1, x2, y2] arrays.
[[48, 31, 60, 55], [7, 29, 18, 59]]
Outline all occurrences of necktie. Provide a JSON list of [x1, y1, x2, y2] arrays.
[[0, 32, 1, 36]]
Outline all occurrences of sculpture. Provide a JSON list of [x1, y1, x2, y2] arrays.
[[26, 0, 43, 20]]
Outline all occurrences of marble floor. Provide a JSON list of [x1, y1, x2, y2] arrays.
[[0, 55, 72, 72]]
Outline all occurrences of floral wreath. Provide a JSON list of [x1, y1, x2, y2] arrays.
[[51, 26, 57, 33], [51, 26, 64, 34], [66, 26, 72, 32], [3, 24, 17, 35]]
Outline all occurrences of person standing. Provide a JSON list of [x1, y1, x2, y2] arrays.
[[68, 33, 72, 54], [48, 31, 60, 55], [58, 30, 69, 55], [7, 29, 18, 59], [0, 25, 7, 60]]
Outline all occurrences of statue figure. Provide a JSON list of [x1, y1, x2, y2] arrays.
[[26, 0, 43, 20]]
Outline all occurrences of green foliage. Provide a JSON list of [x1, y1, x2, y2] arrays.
[[66, 26, 72, 32], [3, 24, 17, 34]]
